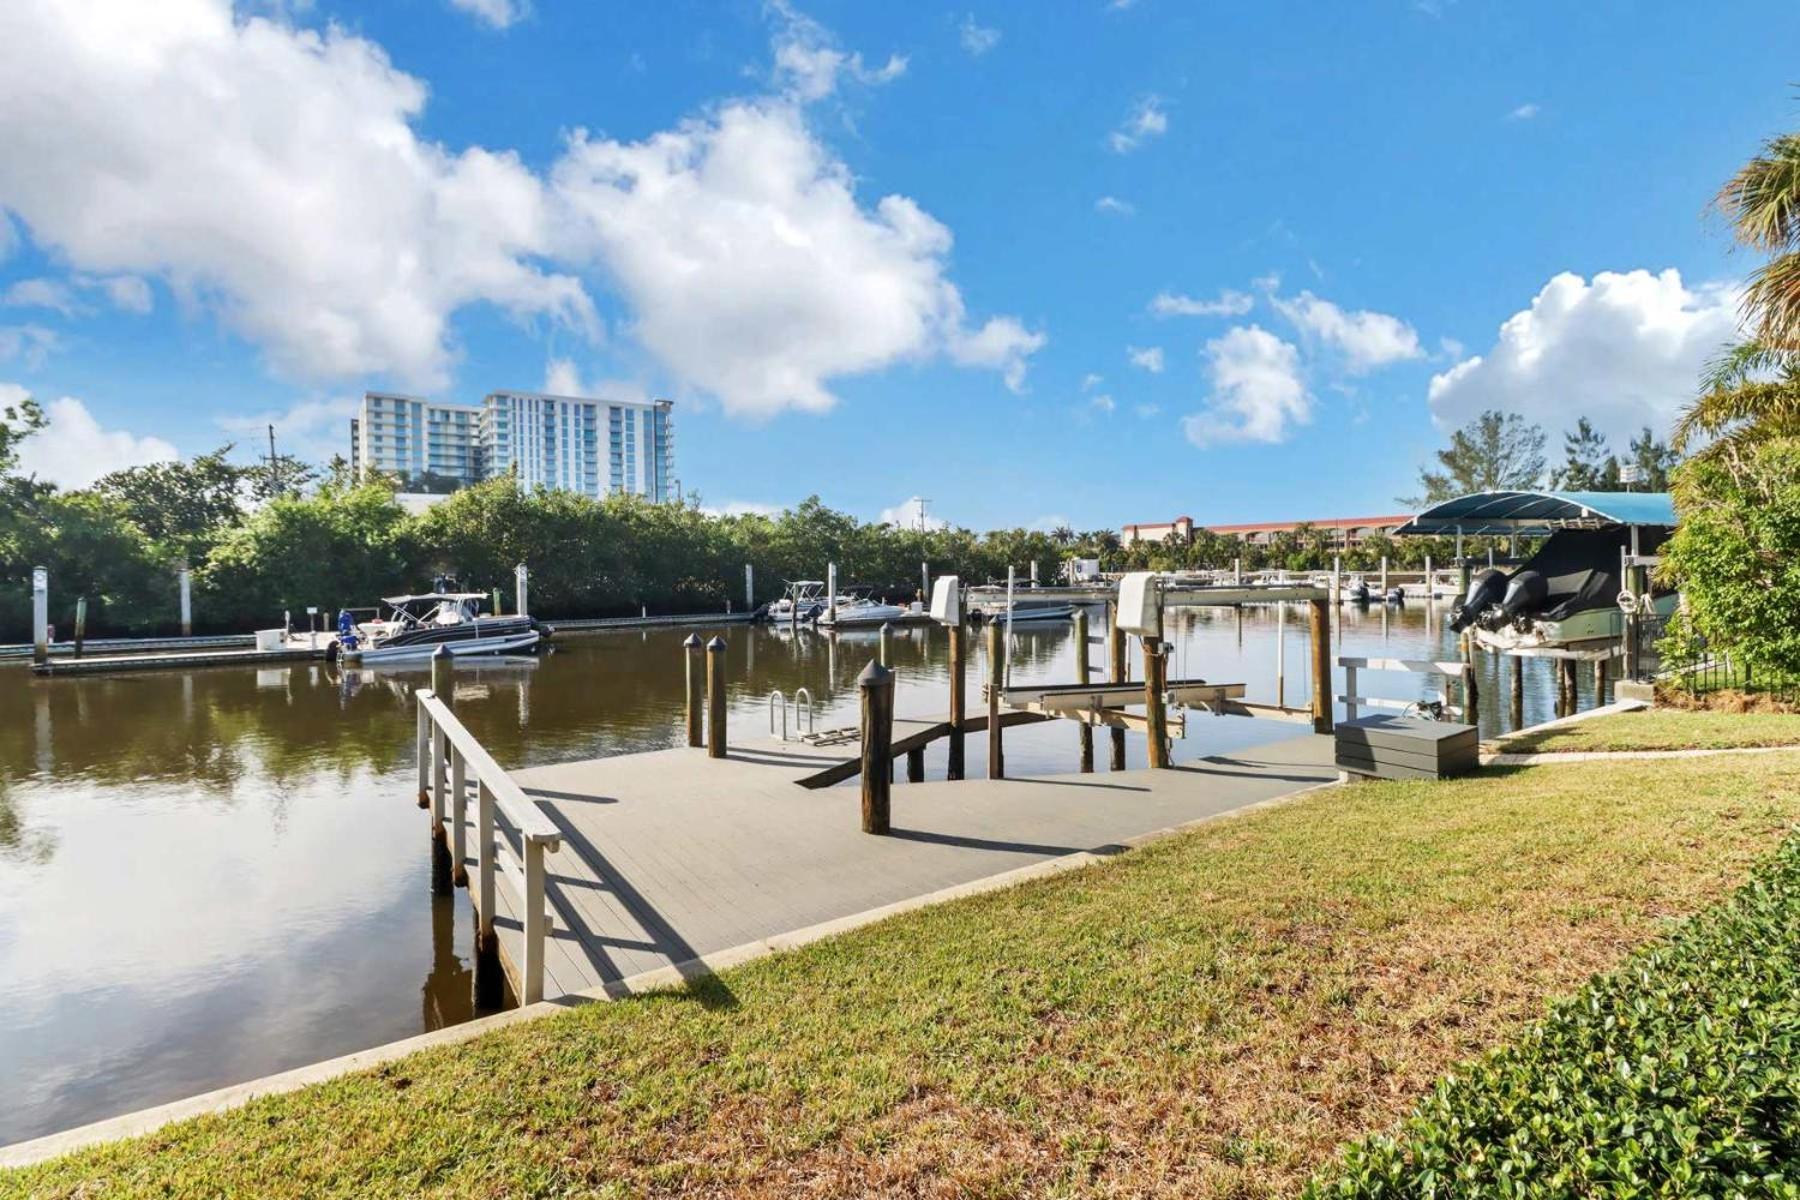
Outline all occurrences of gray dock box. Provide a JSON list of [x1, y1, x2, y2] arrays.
[[1335, 714, 1478, 780]]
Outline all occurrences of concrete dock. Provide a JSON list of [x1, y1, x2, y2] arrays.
[[470, 729, 1338, 1000]]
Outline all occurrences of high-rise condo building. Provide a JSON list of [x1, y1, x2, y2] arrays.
[[351, 389, 674, 502]]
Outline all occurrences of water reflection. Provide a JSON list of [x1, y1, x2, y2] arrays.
[[0, 603, 1596, 1145]]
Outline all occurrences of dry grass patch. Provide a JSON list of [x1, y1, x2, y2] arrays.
[[9, 753, 1800, 1199], [1495, 708, 1800, 754]]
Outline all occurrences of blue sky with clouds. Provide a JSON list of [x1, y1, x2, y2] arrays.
[[0, 0, 1794, 529]]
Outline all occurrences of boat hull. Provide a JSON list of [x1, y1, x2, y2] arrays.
[[345, 627, 542, 663], [1471, 593, 1678, 652]]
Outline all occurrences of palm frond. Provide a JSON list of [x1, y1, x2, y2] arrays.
[[1718, 133, 1800, 252], [1742, 252, 1800, 348], [1698, 339, 1800, 393], [1673, 380, 1800, 451]]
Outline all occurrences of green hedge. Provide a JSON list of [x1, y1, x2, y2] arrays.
[[1307, 833, 1800, 1197]]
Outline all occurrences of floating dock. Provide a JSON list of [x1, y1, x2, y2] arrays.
[[28, 640, 327, 676]]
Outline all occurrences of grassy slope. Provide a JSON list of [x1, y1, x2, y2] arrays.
[[1496, 709, 1800, 754], [10, 754, 1800, 1199]]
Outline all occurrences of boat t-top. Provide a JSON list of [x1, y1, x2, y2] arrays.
[[763, 580, 829, 624], [334, 592, 549, 664]]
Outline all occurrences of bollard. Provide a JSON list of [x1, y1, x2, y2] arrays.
[[987, 620, 1005, 779], [946, 621, 966, 780], [705, 636, 727, 758], [682, 634, 704, 747], [1309, 596, 1333, 734], [1143, 636, 1169, 768], [73, 595, 87, 658], [1073, 609, 1094, 773], [1107, 599, 1127, 770], [859, 661, 895, 834]]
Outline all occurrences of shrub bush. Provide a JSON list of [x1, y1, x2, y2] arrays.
[[1307, 833, 1800, 1197]]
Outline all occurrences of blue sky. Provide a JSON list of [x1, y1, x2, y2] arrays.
[[0, 0, 1793, 530]]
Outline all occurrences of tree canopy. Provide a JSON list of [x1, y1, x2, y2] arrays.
[[1404, 410, 1547, 506]]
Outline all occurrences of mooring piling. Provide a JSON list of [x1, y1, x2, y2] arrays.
[[706, 636, 727, 758], [859, 660, 895, 834], [32, 566, 48, 667], [946, 619, 966, 781], [1107, 599, 1127, 770], [429, 647, 455, 896], [987, 621, 1005, 779], [1143, 636, 1169, 768], [879, 621, 892, 668], [1309, 595, 1333, 734], [178, 566, 192, 638], [1072, 608, 1094, 773], [683, 634, 704, 747], [1509, 654, 1524, 731], [73, 595, 87, 658]]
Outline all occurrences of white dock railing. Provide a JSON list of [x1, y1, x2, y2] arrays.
[[416, 688, 562, 1003], [1337, 656, 1476, 728]]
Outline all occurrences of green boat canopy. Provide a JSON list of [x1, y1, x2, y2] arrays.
[[1393, 490, 1676, 536]]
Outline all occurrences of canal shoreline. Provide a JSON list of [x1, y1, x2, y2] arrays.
[[0, 766, 1347, 1168]]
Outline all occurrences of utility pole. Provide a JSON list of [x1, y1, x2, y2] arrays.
[[267, 424, 279, 495], [916, 497, 932, 532]]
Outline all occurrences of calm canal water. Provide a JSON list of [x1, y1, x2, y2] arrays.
[[0, 601, 1597, 1145]]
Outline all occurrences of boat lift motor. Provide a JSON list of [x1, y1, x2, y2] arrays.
[[1115, 571, 1162, 636], [929, 575, 964, 625]]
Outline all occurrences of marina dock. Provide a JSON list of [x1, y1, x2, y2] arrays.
[[464, 725, 1338, 1001]]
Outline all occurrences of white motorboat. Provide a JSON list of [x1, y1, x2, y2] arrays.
[[335, 593, 548, 664], [815, 594, 910, 628], [973, 598, 1078, 624], [763, 580, 828, 624]]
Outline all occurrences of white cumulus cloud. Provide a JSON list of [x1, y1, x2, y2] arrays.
[[959, 14, 1001, 55], [1508, 103, 1540, 121], [448, 0, 528, 29], [878, 496, 946, 530], [769, 0, 906, 102], [1108, 96, 1167, 154], [11, 389, 178, 487], [1127, 345, 1164, 373], [1270, 289, 1423, 373], [1180, 325, 1310, 447], [550, 100, 1043, 414], [0, 0, 597, 391], [1095, 195, 1135, 217], [1149, 288, 1254, 318], [1428, 268, 1741, 442], [215, 394, 360, 468]]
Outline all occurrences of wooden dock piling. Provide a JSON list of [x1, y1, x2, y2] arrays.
[[859, 661, 895, 833], [947, 621, 966, 780], [429, 648, 454, 896], [987, 621, 1005, 779], [1143, 636, 1169, 769], [1107, 600, 1127, 770], [73, 596, 86, 658], [1309, 597, 1333, 734], [705, 636, 727, 759], [1509, 654, 1524, 731], [32, 567, 47, 667], [1073, 609, 1094, 773], [683, 634, 704, 748], [879, 621, 892, 668]]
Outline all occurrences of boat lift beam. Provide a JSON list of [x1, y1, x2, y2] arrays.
[[962, 584, 1329, 606]]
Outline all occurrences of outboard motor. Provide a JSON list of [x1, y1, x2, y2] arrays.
[[1347, 581, 1370, 605], [1385, 587, 1405, 606], [1495, 569, 1548, 622], [1449, 568, 1506, 632]]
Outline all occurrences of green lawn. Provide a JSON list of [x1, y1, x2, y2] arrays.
[[10, 754, 1800, 1199], [1494, 708, 1800, 754]]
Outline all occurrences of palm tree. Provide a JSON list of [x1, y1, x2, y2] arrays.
[[1676, 133, 1800, 460]]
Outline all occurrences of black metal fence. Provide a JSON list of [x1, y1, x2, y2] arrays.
[[1649, 615, 1800, 706]]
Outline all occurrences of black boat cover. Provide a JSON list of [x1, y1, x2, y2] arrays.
[[1507, 526, 1668, 620]]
